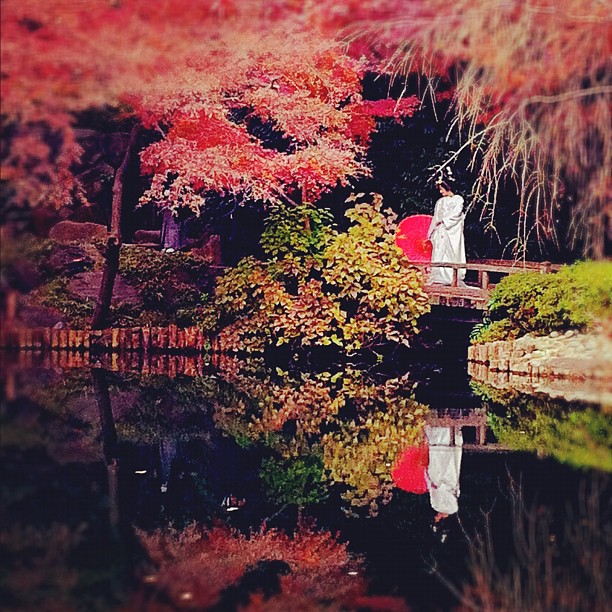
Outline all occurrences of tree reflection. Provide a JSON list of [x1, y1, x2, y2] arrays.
[[211, 356, 430, 514], [131, 520, 409, 611], [112, 373, 216, 444], [1, 373, 132, 610], [3, 355, 609, 609]]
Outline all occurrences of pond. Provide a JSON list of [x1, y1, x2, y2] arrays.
[[1, 337, 610, 611]]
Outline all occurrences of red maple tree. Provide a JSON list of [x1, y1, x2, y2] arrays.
[[1, 0, 421, 325], [1, 0, 422, 218]]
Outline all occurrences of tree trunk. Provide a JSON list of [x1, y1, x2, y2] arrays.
[[91, 124, 140, 329], [92, 368, 120, 529], [92, 368, 118, 465]]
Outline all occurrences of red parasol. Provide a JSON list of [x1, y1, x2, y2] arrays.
[[395, 215, 433, 262], [391, 444, 429, 494]]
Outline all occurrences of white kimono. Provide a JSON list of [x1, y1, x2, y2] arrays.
[[427, 195, 466, 285], [425, 426, 463, 516]]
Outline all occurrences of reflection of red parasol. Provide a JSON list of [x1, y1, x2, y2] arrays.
[[395, 215, 433, 262], [391, 445, 429, 494]]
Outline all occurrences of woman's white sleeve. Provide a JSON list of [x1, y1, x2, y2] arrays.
[[428, 201, 442, 238], [441, 196, 464, 229]]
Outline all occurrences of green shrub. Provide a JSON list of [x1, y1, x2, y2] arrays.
[[322, 194, 431, 349], [260, 455, 328, 506], [472, 261, 612, 343], [1, 235, 54, 273], [118, 247, 212, 325], [470, 318, 518, 344], [0, 236, 83, 290], [261, 202, 335, 261], [33, 277, 94, 327]]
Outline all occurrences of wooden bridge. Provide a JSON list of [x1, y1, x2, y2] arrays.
[[413, 259, 562, 310]]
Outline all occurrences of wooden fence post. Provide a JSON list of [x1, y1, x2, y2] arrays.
[[452, 267, 458, 287], [168, 324, 178, 350], [5, 368, 16, 401], [168, 355, 177, 378], [131, 329, 141, 352], [177, 329, 185, 351], [5, 290, 18, 323], [59, 329, 69, 349], [142, 327, 151, 353], [111, 328, 120, 351], [195, 328, 205, 352], [539, 261, 551, 274], [159, 327, 169, 352], [141, 354, 150, 376]]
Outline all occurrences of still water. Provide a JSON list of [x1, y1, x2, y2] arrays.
[[1, 347, 610, 611]]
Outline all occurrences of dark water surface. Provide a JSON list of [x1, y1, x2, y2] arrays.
[[1, 347, 609, 611]]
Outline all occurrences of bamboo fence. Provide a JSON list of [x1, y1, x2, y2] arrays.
[[0, 325, 220, 354]]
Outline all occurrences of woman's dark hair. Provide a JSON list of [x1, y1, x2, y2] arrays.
[[437, 179, 454, 191]]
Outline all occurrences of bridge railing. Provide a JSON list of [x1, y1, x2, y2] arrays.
[[406, 259, 562, 289]]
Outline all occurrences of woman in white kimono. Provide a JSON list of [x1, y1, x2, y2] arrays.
[[427, 179, 466, 285]]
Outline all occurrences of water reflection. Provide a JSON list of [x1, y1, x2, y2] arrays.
[[425, 425, 463, 522], [1, 383, 132, 610], [472, 381, 612, 472], [1, 352, 610, 610]]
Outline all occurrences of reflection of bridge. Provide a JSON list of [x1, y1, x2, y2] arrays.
[[409, 259, 562, 310], [427, 407, 509, 452]]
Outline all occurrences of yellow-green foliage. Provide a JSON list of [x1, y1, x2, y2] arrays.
[[321, 393, 428, 512], [260, 455, 328, 507], [211, 358, 430, 515], [472, 261, 612, 343], [211, 194, 431, 352]]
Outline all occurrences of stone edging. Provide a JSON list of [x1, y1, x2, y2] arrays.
[[468, 329, 612, 405]]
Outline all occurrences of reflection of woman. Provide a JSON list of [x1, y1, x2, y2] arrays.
[[427, 177, 466, 285], [425, 425, 463, 522]]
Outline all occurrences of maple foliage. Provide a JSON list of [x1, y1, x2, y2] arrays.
[[135, 42, 374, 212], [1, 0, 419, 220]]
